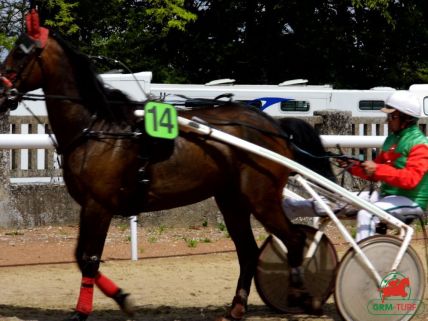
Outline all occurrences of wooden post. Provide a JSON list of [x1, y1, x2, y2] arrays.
[[313, 110, 353, 135], [0, 112, 21, 227]]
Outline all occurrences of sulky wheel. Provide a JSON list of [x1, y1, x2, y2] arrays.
[[255, 224, 338, 313], [335, 235, 425, 321]]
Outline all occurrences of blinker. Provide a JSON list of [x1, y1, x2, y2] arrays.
[[16, 34, 38, 54]]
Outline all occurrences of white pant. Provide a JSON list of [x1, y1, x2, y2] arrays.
[[355, 191, 423, 242], [282, 198, 318, 220], [282, 191, 423, 242], [282, 195, 339, 219]]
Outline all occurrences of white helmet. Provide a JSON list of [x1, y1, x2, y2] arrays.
[[381, 90, 420, 118]]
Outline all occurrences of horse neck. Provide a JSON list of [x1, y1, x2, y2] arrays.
[[39, 38, 93, 149]]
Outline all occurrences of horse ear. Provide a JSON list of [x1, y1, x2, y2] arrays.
[[25, 9, 49, 48]]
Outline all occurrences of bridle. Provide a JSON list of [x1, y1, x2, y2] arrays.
[[0, 9, 49, 110]]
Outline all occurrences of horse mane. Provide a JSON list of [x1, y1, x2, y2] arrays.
[[277, 118, 337, 183], [52, 33, 135, 122]]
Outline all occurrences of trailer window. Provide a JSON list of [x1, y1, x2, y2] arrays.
[[359, 100, 385, 110], [280, 100, 310, 112], [241, 100, 262, 109], [423, 97, 428, 116]]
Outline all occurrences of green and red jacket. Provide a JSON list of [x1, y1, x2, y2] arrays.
[[349, 125, 428, 209]]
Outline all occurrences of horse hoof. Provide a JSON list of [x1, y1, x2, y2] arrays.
[[215, 316, 240, 321], [64, 312, 88, 321], [229, 303, 245, 319], [228, 293, 247, 320], [306, 296, 324, 316], [113, 289, 135, 316], [287, 289, 324, 315]]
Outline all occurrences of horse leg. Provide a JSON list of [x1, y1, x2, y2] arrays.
[[95, 272, 134, 315], [67, 201, 134, 321], [251, 197, 322, 313], [215, 191, 258, 320]]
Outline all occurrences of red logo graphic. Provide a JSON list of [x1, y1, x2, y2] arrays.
[[368, 272, 424, 316], [379, 275, 410, 303]]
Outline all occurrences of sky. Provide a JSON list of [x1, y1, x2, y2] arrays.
[[0, 48, 8, 61]]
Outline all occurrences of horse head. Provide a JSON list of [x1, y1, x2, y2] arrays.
[[0, 9, 49, 113]]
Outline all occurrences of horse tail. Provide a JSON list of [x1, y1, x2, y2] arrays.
[[277, 117, 337, 183]]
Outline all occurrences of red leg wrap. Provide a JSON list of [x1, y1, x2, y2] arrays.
[[75, 277, 95, 315], [95, 272, 119, 297]]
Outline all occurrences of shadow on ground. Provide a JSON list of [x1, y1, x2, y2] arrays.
[[0, 303, 342, 321]]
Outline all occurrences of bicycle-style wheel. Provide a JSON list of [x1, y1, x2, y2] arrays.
[[335, 235, 425, 321], [255, 224, 338, 313]]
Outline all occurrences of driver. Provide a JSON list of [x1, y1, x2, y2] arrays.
[[339, 90, 428, 241], [282, 90, 428, 242]]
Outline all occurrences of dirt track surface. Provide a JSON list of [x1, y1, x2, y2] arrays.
[[0, 253, 346, 321], [0, 224, 428, 321]]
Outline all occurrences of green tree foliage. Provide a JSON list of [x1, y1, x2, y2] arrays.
[[0, 0, 78, 57], [41, 0, 79, 35], [68, 0, 196, 79], [1, 0, 428, 89], [0, 0, 26, 56], [163, 0, 428, 88]]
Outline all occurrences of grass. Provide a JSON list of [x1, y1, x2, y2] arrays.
[[157, 225, 166, 235], [256, 233, 267, 242], [184, 237, 198, 248], [145, 225, 168, 243], [116, 222, 129, 232], [58, 230, 69, 236], [184, 237, 212, 247], [5, 230, 24, 236], [148, 235, 158, 243], [217, 222, 226, 231], [212, 222, 229, 238], [349, 226, 357, 239], [413, 220, 428, 233]]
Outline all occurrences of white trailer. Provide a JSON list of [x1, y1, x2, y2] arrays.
[[149, 80, 400, 118], [150, 80, 428, 118], [409, 84, 428, 117], [11, 73, 428, 118]]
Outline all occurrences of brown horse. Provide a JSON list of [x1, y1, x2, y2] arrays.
[[0, 11, 327, 321]]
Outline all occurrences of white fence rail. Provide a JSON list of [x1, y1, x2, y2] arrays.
[[320, 135, 385, 148], [0, 133, 385, 181], [0, 134, 388, 149], [9, 115, 418, 178], [0, 134, 54, 148]]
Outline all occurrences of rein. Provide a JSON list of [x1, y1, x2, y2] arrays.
[[289, 140, 359, 161], [12, 91, 148, 106], [14, 92, 83, 103], [196, 116, 360, 164], [189, 116, 291, 141], [15, 89, 361, 164]]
